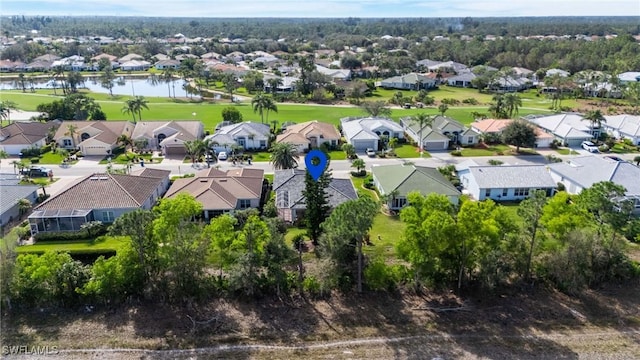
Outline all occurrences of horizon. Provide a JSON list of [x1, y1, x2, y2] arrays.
[[3, 0, 640, 18]]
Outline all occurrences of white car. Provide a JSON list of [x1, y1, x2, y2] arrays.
[[581, 141, 599, 153], [366, 148, 376, 157], [217, 151, 228, 160]]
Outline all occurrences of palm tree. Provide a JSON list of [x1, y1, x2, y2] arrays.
[[184, 139, 206, 164], [122, 99, 137, 122], [65, 124, 78, 149], [0, 100, 17, 125], [18, 198, 32, 219], [412, 113, 434, 155], [132, 96, 149, 122], [342, 143, 356, 159], [117, 134, 134, 153], [11, 160, 23, 174], [161, 67, 175, 98], [267, 77, 283, 94], [583, 109, 606, 138], [503, 93, 523, 118], [438, 103, 449, 116], [351, 158, 366, 172], [270, 142, 299, 170], [53, 65, 67, 95], [0, 149, 8, 170], [252, 93, 278, 124]]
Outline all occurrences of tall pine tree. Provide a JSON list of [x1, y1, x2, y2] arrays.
[[303, 160, 331, 246]]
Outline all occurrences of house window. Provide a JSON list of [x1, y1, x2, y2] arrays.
[[467, 137, 473, 144], [102, 211, 115, 223], [392, 197, 407, 209], [63, 139, 72, 147], [485, 189, 491, 197], [259, 140, 267, 148], [238, 199, 251, 209], [502, 188, 508, 197], [81, 133, 90, 141], [514, 188, 529, 197]]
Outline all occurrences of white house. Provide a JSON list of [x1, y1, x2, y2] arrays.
[[458, 165, 556, 201], [205, 122, 270, 152], [120, 60, 151, 71], [523, 113, 596, 147], [380, 73, 437, 90], [315, 64, 351, 81], [602, 114, 640, 145], [548, 156, 640, 214], [0, 121, 55, 155], [154, 59, 181, 70], [400, 115, 479, 150], [340, 117, 404, 151], [618, 72, 640, 84]]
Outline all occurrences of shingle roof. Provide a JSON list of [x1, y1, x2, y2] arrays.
[[0, 177, 38, 216], [54, 121, 133, 146], [340, 117, 403, 142], [548, 155, 640, 195], [0, 121, 56, 145], [372, 164, 460, 197], [276, 121, 340, 145], [467, 165, 557, 189], [35, 172, 165, 211], [273, 169, 357, 210], [165, 168, 264, 211]]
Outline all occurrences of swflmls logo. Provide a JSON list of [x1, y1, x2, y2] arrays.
[[2, 345, 59, 355]]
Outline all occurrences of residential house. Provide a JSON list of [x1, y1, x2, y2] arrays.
[[152, 53, 171, 61], [274, 169, 358, 222], [0, 121, 58, 155], [263, 74, 298, 93], [276, 121, 341, 152], [458, 165, 556, 201], [470, 119, 554, 148], [32, 54, 60, 63], [523, 113, 596, 147], [54, 121, 134, 156], [118, 53, 145, 63], [340, 117, 404, 151], [154, 59, 181, 70], [548, 156, 640, 214], [618, 72, 640, 84], [204, 122, 270, 152], [0, 60, 26, 72], [0, 174, 39, 228], [91, 53, 118, 63], [206, 63, 249, 77], [224, 51, 245, 62], [546, 68, 570, 77], [315, 64, 351, 81], [372, 164, 461, 210], [602, 114, 640, 145], [28, 170, 170, 235], [132, 120, 204, 156], [400, 115, 479, 150], [427, 61, 470, 74], [379, 73, 436, 90], [488, 76, 533, 92], [120, 60, 151, 71], [24, 60, 53, 72], [164, 168, 266, 220], [447, 72, 477, 88], [415, 59, 443, 70]]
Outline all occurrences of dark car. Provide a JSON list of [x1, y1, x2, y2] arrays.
[[604, 155, 625, 162], [20, 166, 53, 177]]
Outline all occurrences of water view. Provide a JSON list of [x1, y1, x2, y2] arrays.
[[0, 76, 195, 98]]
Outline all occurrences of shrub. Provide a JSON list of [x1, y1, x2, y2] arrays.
[[462, 98, 479, 105], [598, 145, 609, 152], [365, 259, 402, 291], [20, 147, 41, 157], [549, 139, 562, 149], [557, 182, 566, 192], [75, 151, 84, 158], [30, 157, 40, 163], [302, 276, 323, 298], [451, 150, 462, 156], [488, 159, 503, 165], [350, 170, 367, 177]]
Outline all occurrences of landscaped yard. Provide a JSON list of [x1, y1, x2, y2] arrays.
[[393, 144, 429, 158], [98, 152, 162, 165], [458, 144, 511, 156], [16, 236, 125, 254], [555, 148, 580, 155], [363, 213, 406, 259], [20, 151, 74, 165], [611, 143, 640, 154], [351, 174, 378, 200]]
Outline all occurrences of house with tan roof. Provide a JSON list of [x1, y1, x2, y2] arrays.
[[0, 121, 59, 155], [132, 120, 204, 156], [471, 119, 554, 148], [54, 121, 134, 156], [28, 170, 170, 235], [91, 53, 118, 62], [164, 167, 266, 220], [276, 120, 341, 152]]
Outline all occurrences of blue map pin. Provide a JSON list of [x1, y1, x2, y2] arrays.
[[305, 149, 328, 181]]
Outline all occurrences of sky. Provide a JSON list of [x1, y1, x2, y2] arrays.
[[2, 0, 639, 18]]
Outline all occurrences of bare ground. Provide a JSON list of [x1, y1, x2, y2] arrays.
[[1, 282, 639, 359]]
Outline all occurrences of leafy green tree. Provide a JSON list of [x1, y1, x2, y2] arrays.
[[269, 142, 299, 170], [221, 106, 243, 124], [634, 155, 640, 166], [319, 197, 379, 292], [227, 215, 271, 296], [540, 191, 587, 242], [351, 158, 366, 172], [489, 94, 508, 118], [623, 81, 640, 113], [502, 120, 536, 151], [100, 67, 117, 97], [341, 143, 356, 159], [437, 103, 449, 116], [222, 73, 237, 102], [360, 100, 392, 117], [517, 190, 548, 281], [66, 71, 84, 93], [303, 163, 332, 246], [575, 181, 633, 240]]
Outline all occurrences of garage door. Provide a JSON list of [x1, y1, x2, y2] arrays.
[[164, 146, 187, 156], [352, 140, 376, 151], [424, 141, 446, 150]]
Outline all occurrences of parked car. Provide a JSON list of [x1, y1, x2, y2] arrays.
[[581, 141, 599, 153], [604, 155, 625, 162], [366, 148, 376, 157], [20, 166, 53, 177], [403, 103, 412, 109], [217, 151, 228, 161]]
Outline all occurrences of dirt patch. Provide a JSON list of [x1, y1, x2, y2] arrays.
[[2, 283, 639, 359]]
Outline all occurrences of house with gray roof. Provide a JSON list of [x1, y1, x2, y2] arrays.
[[523, 113, 595, 147], [28, 171, 170, 236], [273, 169, 357, 223], [372, 164, 460, 210], [315, 64, 351, 81], [340, 117, 404, 151], [458, 165, 556, 201], [602, 114, 640, 145], [400, 115, 479, 150], [204, 121, 270, 152], [548, 155, 640, 213], [447, 72, 477, 88], [0, 174, 39, 229], [379, 73, 436, 90]]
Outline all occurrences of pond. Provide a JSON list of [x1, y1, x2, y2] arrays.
[[0, 76, 199, 98]]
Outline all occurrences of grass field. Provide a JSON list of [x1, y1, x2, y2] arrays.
[[16, 236, 124, 254], [459, 144, 511, 156], [393, 144, 427, 158]]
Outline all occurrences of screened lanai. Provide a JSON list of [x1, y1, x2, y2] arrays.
[[28, 209, 93, 235]]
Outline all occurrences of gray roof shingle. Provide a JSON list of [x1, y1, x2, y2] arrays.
[[467, 165, 556, 189]]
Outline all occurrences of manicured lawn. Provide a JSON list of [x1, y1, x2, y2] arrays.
[[393, 144, 429, 158], [351, 174, 378, 200], [363, 213, 406, 258], [20, 151, 74, 165], [326, 150, 346, 160], [98, 152, 162, 165], [555, 148, 579, 155], [245, 151, 271, 162], [284, 227, 307, 244], [611, 143, 640, 154], [16, 236, 125, 254], [20, 177, 57, 186], [263, 174, 274, 184], [459, 144, 511, 156]]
